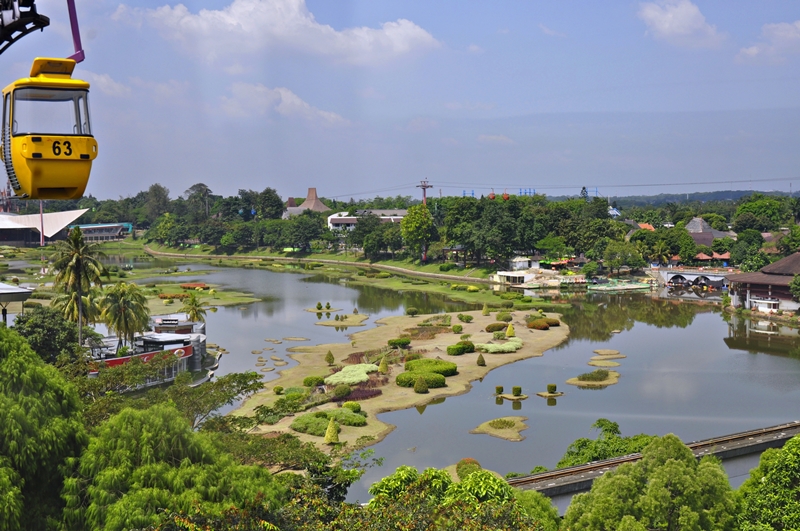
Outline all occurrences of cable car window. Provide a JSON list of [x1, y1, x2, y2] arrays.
[[12, 88, 89, 136]]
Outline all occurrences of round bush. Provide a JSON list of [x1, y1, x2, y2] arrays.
[[501, 300, 514, 308], [333, 384, 352, 398], [406, 307, 419, 316], [493, 331, 506, 340], [544, 318, 560, 327], [414, 376, 429, 394], [456, 458, 482, 480], [547, 384, 557, 394], [404, 358, 458, 376], [273, 386, 284, 395], [303, 375, 326, 387], [447, 344, 467, 356], [342, 401, 361, 413], [485, 322, 507, 333], [495, 386, 504, 394], [496, 312, 513, 323], [396, 371, 446, 388], [457, 314, 474, 323], [512, 386, 522, 396], [452, 324, 463, 334], [527, 319, 550, 330], [457, 340, 475, 353], [388, 338, 411, 349]]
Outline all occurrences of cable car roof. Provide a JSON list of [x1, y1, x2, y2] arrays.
[[2, 58, 89, 93]]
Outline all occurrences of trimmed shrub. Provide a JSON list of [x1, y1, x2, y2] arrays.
[[485, 322, 507, 333], [544, 318, 560, 327], [501, 300, 514, 308], [324, 418, 339, 444], [414, 376, 429, 394], [477, 353, 486, 366], [452, 324, 463, 334], [460, 334, 472, 340], [496, 312, 513, 323], [378, 356, 389, 375], [273, 386, 284, 395], [457, 340, 475, 353], [439, 263, 455, 272], [303, 375, 326, 387], [404, 358, 458, 376], [333, 388, 382, 402], [376, 272, 391, 279], [325, 351, 335, 365], [496, 386, 504, 395], [447, 344, 467, 356], [326, 408, 367, 426], [577, 369, 609, 382], [342, 401, 361, 413], [482, 303, 490, 316], [324, 364, 379, 386], [456, 458, 482, 480], [316, 302, 323, 310], [476, 337, 523, 354], [406, 307, 419, 316], [457, 314, 473, 323], [23, 301, 42, 308], [527, 319, 550, 330], [333, 384, 352, 398], [506, 324, 515, 338], [489, 418, 515, 429], [547, 384, 557, 393], [388, 338, 411, 349], [404, 352, 422, 362], [291, 414, 330, 436], [493, 331, 506, 340], [466, 285, 480, 292], [396, 371, 446, 388], [512, 386, 522, 396]]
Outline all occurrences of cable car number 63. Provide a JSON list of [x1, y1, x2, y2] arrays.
[[52, 141, 73, 156]]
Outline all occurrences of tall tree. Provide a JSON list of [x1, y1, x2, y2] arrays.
[[12, 306, 81, 364], [0, 326, 87, 530], [185, 182, 213, 220], [51, 288, 102, 327], [401, 204, 437, 260], [145, 183, 171, 223], [257, 187, 286, 219], [52, 228, 106, 347], [101, 282, 150, 350], [562, 434, 739, 531]]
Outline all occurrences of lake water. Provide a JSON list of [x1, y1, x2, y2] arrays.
[[74, 265, 800, 502]]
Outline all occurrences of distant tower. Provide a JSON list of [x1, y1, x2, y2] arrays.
[[416, 180, 433, 205]]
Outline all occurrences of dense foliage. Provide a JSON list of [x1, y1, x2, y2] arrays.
[[739, 435, 800, 530]]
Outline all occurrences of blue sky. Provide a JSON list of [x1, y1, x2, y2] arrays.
[[5, 0, 799, 200]]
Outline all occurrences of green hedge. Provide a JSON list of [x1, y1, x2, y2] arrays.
[[527, 319, 550, 330], [303, 375, 326, 387], [396, 371, 446, 388], [457, 314, 473, 323], [457, 340, 475, 353], [485, 322, 507, 333], [447, 344, 467, 356], [290, 408, 366, 436], [404, 358, 458, 376], [496, 312, 513, 322], [388, 338, 411, 349], [544, 318, 560, 326]]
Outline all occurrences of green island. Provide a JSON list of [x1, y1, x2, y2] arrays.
[[470, 416, 529, 442]]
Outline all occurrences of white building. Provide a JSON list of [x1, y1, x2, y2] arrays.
[[327, 210, 407, 231]]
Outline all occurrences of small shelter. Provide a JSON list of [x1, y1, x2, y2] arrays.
[[0, 282, 33, 324], [727, 252, 800, 312]]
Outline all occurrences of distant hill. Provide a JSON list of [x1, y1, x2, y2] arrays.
[[547, 190, 797, 207]]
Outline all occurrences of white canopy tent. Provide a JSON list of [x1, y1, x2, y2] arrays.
[[0, 209, 88, 238]]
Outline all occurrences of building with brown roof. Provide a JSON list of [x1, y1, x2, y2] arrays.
[[727, 252, 800, 312], [282, 188, 331, 218]]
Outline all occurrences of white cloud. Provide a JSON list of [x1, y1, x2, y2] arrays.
[[637, 0, 724, 49], [130, 78, 189, 103], [405, 117, 438, 132], [82, 71, 131, 97], [445, 100, 495, 111], [114, 0, 440, 65], [539, 24, 566, 38], [222, 83, 348, 126], [467, 44, 483, 53], [738, 20, 800, 61], [477, 134, 515, 145]]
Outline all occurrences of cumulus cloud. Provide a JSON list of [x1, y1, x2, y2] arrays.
[[130, 78, 189, 103], [113, 0, 440, 65], [222, 83, 348, 126], [539, 24, 566, 38], [478, 134, 515, 145], [738, 20, 800, 61], [638, 0, 724, 48], [82, 71, 131, 97]]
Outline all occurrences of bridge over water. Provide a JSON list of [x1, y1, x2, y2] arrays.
[[655, 268, 730, 288], [508, 420, 800, 514]]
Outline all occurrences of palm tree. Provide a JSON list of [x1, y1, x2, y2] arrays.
[[180, 292, 207, 323], [649, 240, 671, 266], [52, 288, 101, 326], [52, 228, 106, 346], [101, 282, 150, 351]]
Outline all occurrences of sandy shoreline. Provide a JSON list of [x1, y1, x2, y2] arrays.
[[235, 309, 569, 449]]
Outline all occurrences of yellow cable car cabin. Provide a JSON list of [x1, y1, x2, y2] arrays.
[[1, 57, 97, 200]]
